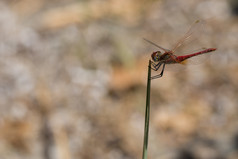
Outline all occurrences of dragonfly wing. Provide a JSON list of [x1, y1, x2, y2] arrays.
[[143, 38, 170, 52], [165, 63, 186, 72], [171, 20, 206, 54]]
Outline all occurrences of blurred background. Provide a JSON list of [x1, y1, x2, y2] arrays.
[[0, 0, 237, 159]]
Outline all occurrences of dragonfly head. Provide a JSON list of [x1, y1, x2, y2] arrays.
[[151, 51, 162, 62]]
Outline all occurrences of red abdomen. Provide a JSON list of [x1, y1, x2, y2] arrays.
[[176, 48, 216, 62]]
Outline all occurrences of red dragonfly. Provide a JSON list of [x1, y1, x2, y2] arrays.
[[144, 20, 217, 79]]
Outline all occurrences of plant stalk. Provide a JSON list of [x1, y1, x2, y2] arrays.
[[142, 60, 151, 159]]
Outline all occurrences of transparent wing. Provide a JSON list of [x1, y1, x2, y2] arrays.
[[143, 38, 170, 52], [171, 20, 206, 54]]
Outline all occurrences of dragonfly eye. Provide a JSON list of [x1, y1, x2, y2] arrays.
[[151, 51, 161, 62], [154, 55, 159, 61]]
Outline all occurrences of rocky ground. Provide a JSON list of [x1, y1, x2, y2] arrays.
[[0, 0, 237, 159]]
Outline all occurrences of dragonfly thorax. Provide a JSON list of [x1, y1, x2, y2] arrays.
[[151, 51, 162, 62]]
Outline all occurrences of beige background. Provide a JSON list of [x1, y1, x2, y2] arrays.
[[0, 0, 237, 159]]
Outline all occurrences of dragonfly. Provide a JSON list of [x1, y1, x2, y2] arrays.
[[144, 20, 217, 79]]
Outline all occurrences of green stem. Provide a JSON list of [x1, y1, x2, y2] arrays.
[[142, 60, 151, 159]]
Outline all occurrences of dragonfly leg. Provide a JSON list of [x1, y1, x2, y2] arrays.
[[150, 63, 166, 80], [150, 61, 159, 71], [154, 62, 162, 71], [151, 61, 157, 69], [150, 62, 162, 71]]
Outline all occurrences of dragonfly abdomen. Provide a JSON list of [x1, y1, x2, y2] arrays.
[[176, 48, 217, 62]]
